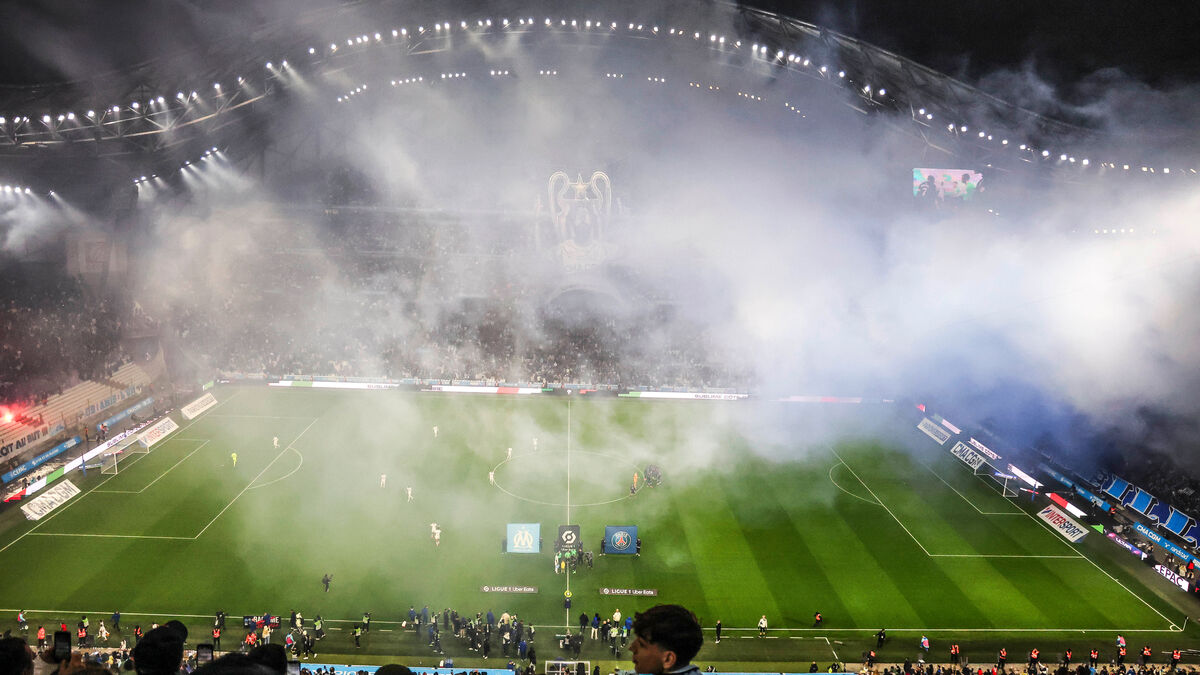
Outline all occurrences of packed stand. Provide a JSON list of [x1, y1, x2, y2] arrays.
[[0, 259, 139, 409], [152, 212, 755, 390]]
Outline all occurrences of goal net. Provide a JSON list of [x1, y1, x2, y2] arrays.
[[546, 661, 590, 675], [948, 440, 1019, 499], [101, 432, 149, 474]]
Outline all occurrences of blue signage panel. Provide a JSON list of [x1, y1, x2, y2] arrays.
[[506, 523, 540, 553], [604, 525, 638, 555]]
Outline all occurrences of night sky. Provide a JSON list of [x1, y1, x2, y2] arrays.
[[0, 0, 1197, 94]]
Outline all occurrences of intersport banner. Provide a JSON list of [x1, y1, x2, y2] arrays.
[[949, 441, 986, 470], [181, 392, 218, 419], [1037, 505, 1089, 542], [20, 479, 80, 520]]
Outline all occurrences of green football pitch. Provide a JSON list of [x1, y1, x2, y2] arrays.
[[0, 386, 1193, 667]]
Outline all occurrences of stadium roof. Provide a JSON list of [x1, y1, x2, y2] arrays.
[[0, 1, 1195, 182]]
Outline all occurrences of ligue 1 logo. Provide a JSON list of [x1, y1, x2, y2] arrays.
[[561, 530, 577, 546], [610, 529, 632, 552]]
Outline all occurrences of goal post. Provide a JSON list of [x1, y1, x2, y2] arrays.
[[546, 660, 590, 675], [101, 433, 149, 474], [980, 467, 1020, 499], [949, 440, 1020, 499]]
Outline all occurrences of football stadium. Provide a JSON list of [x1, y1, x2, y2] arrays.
[[1, 3, 1200, 675]]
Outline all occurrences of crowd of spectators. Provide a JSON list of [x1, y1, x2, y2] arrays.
[[1, 205, 754, 414], [156, 212, 754, 390], [1094, 452, 1200, 521], [0, 260, 146, 409]]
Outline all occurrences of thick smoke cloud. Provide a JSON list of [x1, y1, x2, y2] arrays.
[[5, 1, 1200, 472]]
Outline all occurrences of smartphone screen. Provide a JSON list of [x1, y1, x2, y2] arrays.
[[287, 661, 300, 675], [53, 631, 71, 661], [197, 644, 214, 664]]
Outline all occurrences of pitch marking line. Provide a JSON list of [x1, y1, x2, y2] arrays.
[[195, 417, 319, 539], [929, 553, 1083, 559], [1010, 491, 1180, 629], [836, 450, 1087, 560], [0, 609, 1179, 633], [247, 448, 304, 491], [923, 463, 1022, 516], [828, 461, 882, 506], [490, 449, 639, 507], [831, 449, 933, 557], [208, 410, 316, 415], [26, 533, 192, 540], [564, 398, 572, 616], [822, 636, 840, 660], [0, 389, 245, 556], [93, 440, 211, 494]]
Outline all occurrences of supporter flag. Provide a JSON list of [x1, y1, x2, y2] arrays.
[[604, 526, 638, 555], [506, 523, 541, 553]]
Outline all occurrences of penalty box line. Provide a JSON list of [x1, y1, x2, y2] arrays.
[[833, 449, 1087, 561], [831, 448, 933, 557], [192, 417, 320, 540], [25, 417, 318, 543], [92, 440, 211, 494], [921, 462, 1024, 516], [1010, 487, 1181, 630], [0, 390, 246, 557]]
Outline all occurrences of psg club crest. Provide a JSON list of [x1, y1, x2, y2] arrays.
[[611, 531, 631, 550], [604, 525, 638, 555]]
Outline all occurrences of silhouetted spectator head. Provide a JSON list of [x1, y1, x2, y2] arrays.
[[194, 652, 279, 675], [246, 644, 286, 674], [630, 605, 703, 674], [0, 637, 34, 675], [132, 621, 187, 675]]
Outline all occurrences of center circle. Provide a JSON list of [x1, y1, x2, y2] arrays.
[[494, 449, 643, 506]]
